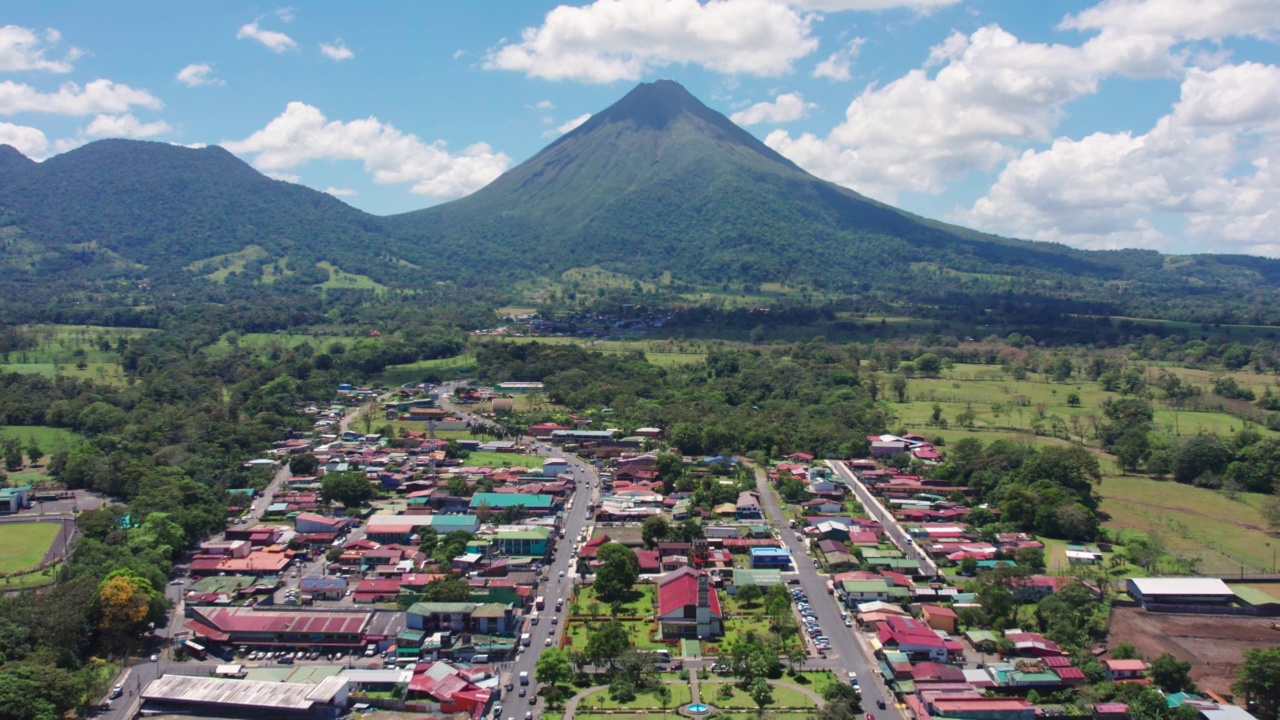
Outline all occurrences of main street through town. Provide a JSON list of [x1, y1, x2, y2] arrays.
[[752, 465, 897, 719], [826, 460, 940, 578], [438, 382, 599, 716]]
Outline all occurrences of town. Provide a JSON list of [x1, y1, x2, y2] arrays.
[[40, 377, 1264, 720]]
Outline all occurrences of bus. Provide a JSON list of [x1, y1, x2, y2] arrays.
[[183, 640, 207, 660]]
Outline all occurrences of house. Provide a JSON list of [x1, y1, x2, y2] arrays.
[[489, 527, 551, 558], [749, 547, 792, 569], [802, 498, 843, 514], [657, 567, 722, 639], [406, 602, 516, 637], [876, 615, 959, 663], [298, 576, 348, 601], [1103, 658, 1149, 682], [541, 458, 569, 477], [353, 579, 403, 603], [468, 493, 556, 515], [919, 604, 958, 634], [405, 660, 493, 716], [527, 423, 569, 439], [735, 491, 763, 520], [1126, 577, 1235, 608]]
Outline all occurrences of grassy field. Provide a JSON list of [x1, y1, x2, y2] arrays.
[[892, 363, 1271, 462], [703, 681, 817, 710], [578, 682, 693, 710], [485, 336, 706, 368], [1099, 475, 1278, 575], [315, 261, 387, 293], [0, 324, 156, 384], [0, 425, 83, 448], [0, 522, 60, 574], [373, 354, 477, 386], [184, 244, 270, 282], [572, 584, 657, 615], [457, 450, 540, 468]]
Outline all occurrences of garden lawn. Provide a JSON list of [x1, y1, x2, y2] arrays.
[[573, 584, 657, 616], [459, 451, 540, 469], [0, 523, 60, 574], [563, 619, 664, 651], [706, 681, 817, 709], [579, 681, 692, 710]]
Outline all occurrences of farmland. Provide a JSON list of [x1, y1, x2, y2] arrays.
[[1098, 475, 1277, 575]]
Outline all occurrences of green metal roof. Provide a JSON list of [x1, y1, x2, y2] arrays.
[[408, 602, 477, 615], [469, 493, 554, 509]]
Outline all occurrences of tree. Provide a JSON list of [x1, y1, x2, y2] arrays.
[[1, 439, 21, 472], [672, 518, 705, 542], [734, 584, 764, 606], [288, 453, 319, 475], [1110, 642, 1140, 660], [641, 515, 671, 547], [1263, 496, 1280, 531], [1148, 652, 1194, 693], [418, 576, 472, 602], [24, 439, 42, 467], [594, 543, 640, 600], [320, 470, 375, 507], [748, 677, 773, 717], [819, 683, 864, 720], [1232, 647, 1280, 720], [535, 647, 573, 689], [96, 568, 161, 654], [655, 683, 672, 718], [1066, 392, 1081, 407], [915, 353, 942, 377], [890, 374, 908, 402], [585, 620, 630, 669]]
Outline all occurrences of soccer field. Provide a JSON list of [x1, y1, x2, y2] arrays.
[[0, 522, 60, 574]]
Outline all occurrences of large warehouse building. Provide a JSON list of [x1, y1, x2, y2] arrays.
[[140, 674, 349, 719], [1126, 578, 1235, 608]]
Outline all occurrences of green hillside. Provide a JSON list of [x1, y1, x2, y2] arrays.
[[0, 82, 1279, 325]]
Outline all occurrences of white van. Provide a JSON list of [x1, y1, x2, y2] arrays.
[[472, 654, 490, 663]]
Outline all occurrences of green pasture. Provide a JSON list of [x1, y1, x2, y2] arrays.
[[184, 244, 270, 283], [0, 522, 60, 574], [315, 261, 387, 293], [374, 354, 477, 386], [0, 425, 83, 450], [1099, 475, 1278, 575]]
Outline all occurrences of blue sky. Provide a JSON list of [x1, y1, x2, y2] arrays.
[[3, 1, 1280, 256]]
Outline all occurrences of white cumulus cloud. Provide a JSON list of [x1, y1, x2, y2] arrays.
[[0, 122, 48, 157], [485, 0, 819, 83], [730, 92, 815, 125], [222, 101, 510, 199], [812, 37, 864, 81], [176, 63, 224, 87], [0, 79, 163, 116], [320, 40, 354, 61], [237, 20, 297, 53], [324, 186, 358, 197], [789, 0, 958, 10], [767, 25, 1102, 201], [960, 62, 1280, 254], [557, 113, 591, 134], [82, 113, 173, 138], [266, 171, 301, 183], [276, 7, 297, 23], [0, 25, 80, 73]]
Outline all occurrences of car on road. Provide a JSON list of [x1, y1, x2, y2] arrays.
[[544, 637, 553, 646], [518, 687, 526, 697], [150, 653, 159, 662], [109, 684, 123, 699], [877, 699, 887, 709]]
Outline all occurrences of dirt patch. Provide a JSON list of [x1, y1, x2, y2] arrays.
[[1108, 606, 1279, 697]]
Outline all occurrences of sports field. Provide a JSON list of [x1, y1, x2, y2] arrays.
[[0, 522, 61, 574]]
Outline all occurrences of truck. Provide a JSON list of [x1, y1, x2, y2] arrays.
[[534, 596, 545, 610], [519, 671, 529, 686], [521, 633, 532, 647]]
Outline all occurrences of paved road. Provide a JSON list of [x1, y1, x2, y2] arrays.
[[826, 460, 939, 578], [437, 381, 599, 717], [750, 464, 896, 718]]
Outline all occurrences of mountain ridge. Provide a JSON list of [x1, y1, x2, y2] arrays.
[[0, 81, 1278, 323]]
